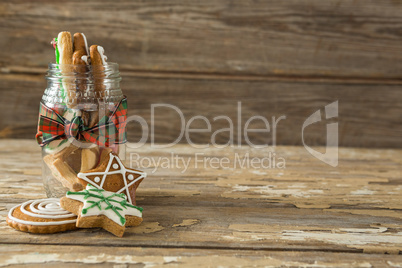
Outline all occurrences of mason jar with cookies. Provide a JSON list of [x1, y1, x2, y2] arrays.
[[6, 31, 147, 238], [36, 31, 146, 205]]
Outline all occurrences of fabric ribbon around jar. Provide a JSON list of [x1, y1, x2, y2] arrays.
[[36, 97, 127, 148]]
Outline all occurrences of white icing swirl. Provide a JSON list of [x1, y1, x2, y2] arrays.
[[8, 198, 76, 226]]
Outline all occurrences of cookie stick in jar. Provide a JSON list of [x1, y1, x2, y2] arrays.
[[90, 45, 120, 154], [72, 33, 89, 94], [88, 45, 108, 128], [57, 31, 76, 108], [48, 32, 82, 173], [90, 45, 107, 99], [73, 34, 101, 173], [73, 33, 93, 127]]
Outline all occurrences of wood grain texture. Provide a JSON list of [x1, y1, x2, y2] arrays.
[[0, 73, 401, 148], [0, 0, 401, 148], [0, 0, 402, 79], [0, 244, 401, 267], [0, 140, 401, 257]]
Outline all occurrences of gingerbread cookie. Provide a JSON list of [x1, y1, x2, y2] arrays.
[[73, 33, 89, 97], [44, 143, 101, 192], [57, 31, 76, 107], [44, 145, 84, 191], [73, 32, 89, 65], [80, 146, 100, 172], [90, 45, 107, 98], [90, 45, 107, 66], [54, 144, 82, 173], [77, 149, 146, 205], [7, 198, 77, 234], [60, 184, 143, 237], [57, 31, 73, 65], [81, 109, 100, 129]]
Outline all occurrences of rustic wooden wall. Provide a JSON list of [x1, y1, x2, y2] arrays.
[[0, 0, 401, 148]]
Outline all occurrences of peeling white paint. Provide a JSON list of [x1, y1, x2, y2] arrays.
[[0, 253, 176, 267], [172, 219, 200, 227], [163, 256, 180, 263], [232, 184, 324, 198], [350, 189, 376, 195], [308, 189, 324, 194], [387, 261, 402, 268], [251, 170, 267, 175], [0, 253, 62, 267], [0, 192, 44, 198], [288, 184, 307, 189], [224, 224, 402, 252], [281, 230, 402, 246], [339, 228, 387, 234], [0, 252, 376, 268]]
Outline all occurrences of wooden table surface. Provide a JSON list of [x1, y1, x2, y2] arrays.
[[0, 139, 401, 267]]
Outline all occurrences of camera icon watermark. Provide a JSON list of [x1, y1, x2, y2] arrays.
[[302, 101, 338, 167]]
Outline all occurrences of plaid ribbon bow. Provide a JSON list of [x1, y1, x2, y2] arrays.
[[36, 98, 127, 147]]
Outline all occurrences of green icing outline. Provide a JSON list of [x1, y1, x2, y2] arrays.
[[54, 37, 60, 64], [67, 185, 143, 225], [53, 37, 66, 105]]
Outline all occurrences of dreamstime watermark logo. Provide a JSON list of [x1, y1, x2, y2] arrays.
[[126, 103, 286, 149], [70, 101, 339, 172], [123, 101, 339, 172]]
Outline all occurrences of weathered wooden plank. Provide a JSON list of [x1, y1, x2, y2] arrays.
[[0, 244, 401, 267], [0, 0, 402, 79], [2, 202, 401, 253], [0, 140, 401, 254], [0, 73, 401, 147]]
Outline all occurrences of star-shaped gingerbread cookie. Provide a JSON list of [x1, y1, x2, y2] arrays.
[[61, 184, 143, 237], [77, 149, 146, 205]]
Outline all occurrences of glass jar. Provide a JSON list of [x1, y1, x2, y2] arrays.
[[38, 63, 126, 198]]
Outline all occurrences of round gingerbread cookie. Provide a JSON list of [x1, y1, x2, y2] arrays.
[[7, 198, 77, 234]]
